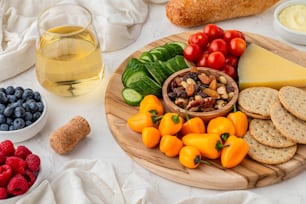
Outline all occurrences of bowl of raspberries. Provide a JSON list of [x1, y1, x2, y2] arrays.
[[0, 86, 48, 142], [0, 140, 41, 200]]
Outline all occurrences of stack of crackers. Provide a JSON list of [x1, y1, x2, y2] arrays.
[[237, 86, 306, 165]]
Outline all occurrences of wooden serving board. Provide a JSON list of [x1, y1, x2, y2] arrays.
[[105, 32, 306, 190]]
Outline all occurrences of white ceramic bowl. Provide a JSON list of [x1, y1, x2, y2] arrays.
[[0, 98, 48, 143], [1, 159, 44, 203], [273, 0, 306, 45]]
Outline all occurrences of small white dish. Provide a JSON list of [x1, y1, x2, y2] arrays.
[[0, 98, 48, 143], [273, 0, 306, 45], [1, 161, 44, 203]]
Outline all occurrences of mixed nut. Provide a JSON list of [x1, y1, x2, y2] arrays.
[[167, 67, 236, 112]]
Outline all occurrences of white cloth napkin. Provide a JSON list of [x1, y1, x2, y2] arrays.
[[5, 159, 272, 204], [0, 0, 167, 82]]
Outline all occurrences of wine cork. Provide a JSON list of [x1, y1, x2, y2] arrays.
[[49, 116, 91, 154]]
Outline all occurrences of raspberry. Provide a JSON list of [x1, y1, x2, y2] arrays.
[[14, 145, 32, 160], [25, 154, 40, 172], [0, 164, 12, 187], [24, 169, 36, 187], [0, 187, 8, 199], [0, 152, 5, 165], [7, 174, 29, 196], [5, 156, 26, 175], [0, 140, 15, 156]]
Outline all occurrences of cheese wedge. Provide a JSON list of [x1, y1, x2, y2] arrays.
[[238, 43, 306, 90]]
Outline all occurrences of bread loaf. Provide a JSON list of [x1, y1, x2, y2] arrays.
[[166, 0, 279, 27]]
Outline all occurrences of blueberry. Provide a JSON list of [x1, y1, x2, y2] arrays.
[[36, 102, 44, 112], [0, 123, 9, 131], [0, 114, 6, 124], [33, 91, 41, 101], [25, 120, 32, 126], [3, 105, 14, 117], [12, 99, 23, 108], [13, 118, 25, 130], [0, 104, 5, 114], [5, 86, 15, 95], [0, 92, 8, 104], [14, 88, 23, 99], [14, 106, 25, 118], [7, 95, 17, 103], [0, 88, 5, 93], [9, 125, 15, 131], [22, 88, 34, 100], [6, 117, 13, 125], [24, 112, 33, 121], [33, 112, 42, 121], [28, 102, 38, 113]]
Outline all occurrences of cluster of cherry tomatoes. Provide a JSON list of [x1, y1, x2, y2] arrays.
[[183, 24, 247, 80]]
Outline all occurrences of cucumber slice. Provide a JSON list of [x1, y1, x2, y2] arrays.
[[171, 41, 187, 50], [145, 62, 168, 85], [122, 58, 149, 86], [127, 74, 162, 97], [122, 88, 143, 106], [139, 51, 155, 62], [124, 71, 150, 88]]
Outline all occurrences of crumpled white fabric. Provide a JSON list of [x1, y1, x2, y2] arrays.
[[5, 159, 273, 204], [0, 0, 167, 82]]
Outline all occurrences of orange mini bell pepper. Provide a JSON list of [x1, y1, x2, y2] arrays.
[[180, 115, 205, 136], [159, 135, 183, 157], [127, 112, 156, 133], [221, 135, 249, 168], [158, 112, 184, 136], [179, 146, 202, 169], [207, 116, 235, 136], [142, 127, 161, 148], [182, 133, 223, 159], [227, 105, 248, 137], [139, 94, 164, 116]]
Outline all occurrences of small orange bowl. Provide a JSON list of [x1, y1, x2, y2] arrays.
[[162, 67, 239, 123]]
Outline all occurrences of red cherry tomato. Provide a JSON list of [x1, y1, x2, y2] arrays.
[[188, 32, 209, 50], [184, 44, 202, 62], [208, 39, 228, 56], [223, 30, 244, 43], [229, 38, 246, 57], [207, 51, 225, 70], [225, 55, 239, 68], [203, 24, 224, 41], [196, 53, 209, 67], [222, 64, 237, 79]]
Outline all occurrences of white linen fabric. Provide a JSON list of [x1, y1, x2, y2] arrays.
[[0, 0, 167, 82], [7, 159, 272, 204]]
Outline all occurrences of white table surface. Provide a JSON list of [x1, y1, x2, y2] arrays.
[[1, 1, 306, 203]]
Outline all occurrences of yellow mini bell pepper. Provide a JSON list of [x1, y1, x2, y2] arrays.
[[227, 105, 248, 137], [207, 116, 236, 136], [180, 115, 205, 136], [179, 146, 202, 169], [221, 135, 249, 168], [139, 94, 164, 116], [159, 135, 183, 157], [158, 112, 184, 136], [182, 133, 223, 159]]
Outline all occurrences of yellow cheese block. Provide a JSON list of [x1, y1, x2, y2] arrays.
[[238, 43, 306, 90]]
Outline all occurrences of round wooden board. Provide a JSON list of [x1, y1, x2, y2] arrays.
[[105, 31, 306, 190]]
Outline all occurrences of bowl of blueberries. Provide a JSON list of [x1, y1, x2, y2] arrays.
[[0, 86, 47, 142]]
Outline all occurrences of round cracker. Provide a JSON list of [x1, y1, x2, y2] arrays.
[[249, 119, 296, 148], [270, 101, 306, 144], [238, 87, 279, 119], [278, 86, 306, 121], [244, 131, 297, 165]]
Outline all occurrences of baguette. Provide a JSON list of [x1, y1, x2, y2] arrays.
[[166, 0, 279, 27]]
